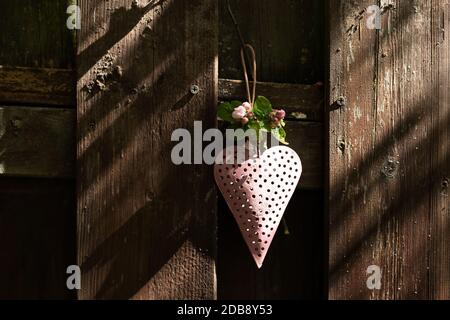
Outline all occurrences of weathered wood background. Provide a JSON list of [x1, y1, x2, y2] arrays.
[[217, 0, 326, 299], [0, 0, 76, 299], [2, 0, 448, 301], [0, 0, 326, 300], [76, 0, 218, 299], [329, 0, 450, 299]]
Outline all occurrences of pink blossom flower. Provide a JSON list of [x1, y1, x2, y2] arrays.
[[241, 117, 249, 125], [275, 109, 286, 119], [242, 102, 252, 112], [232, 105, 246, 120]]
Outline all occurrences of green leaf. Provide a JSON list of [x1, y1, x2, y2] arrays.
[[253, 96, 272, 118], [217, 102, 234, 122], [246, 119, 260, 138], [247, 119, 261, 132], [259, 120, 272, 133], [230, 100, 242, 108], [271, 126, 289, 145]]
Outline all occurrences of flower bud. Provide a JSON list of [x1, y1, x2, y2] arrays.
[[243, 102, 252, 112], [232, 106, 246, 120], [276, 109, 286, 119], [241, 117, 249, 125]]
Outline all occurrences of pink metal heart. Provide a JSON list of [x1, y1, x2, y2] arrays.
[[214, 146, 302, 268]]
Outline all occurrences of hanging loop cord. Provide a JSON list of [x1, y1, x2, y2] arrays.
[[240, 44, 257, 107]]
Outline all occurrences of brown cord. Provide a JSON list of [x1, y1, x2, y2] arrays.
[[240, 44, 257, 106]]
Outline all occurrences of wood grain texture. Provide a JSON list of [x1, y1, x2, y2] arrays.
[[429, 0, 450, 300], [0, 107, 322, 191], [286, 121, 323, 190], [0, 67, 75, 106], [220, 0, 324, 84], [77, 0, 218, 299], [0, 0, 76, 300], [328, 0, 450, 300], [0, 0, 75, 69], [0, 177, 76, 300], [0, 106, 75, 178], [219, 79, 324, 121]]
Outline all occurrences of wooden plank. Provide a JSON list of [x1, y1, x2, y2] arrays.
[[0, 106, 75, 178], [286, 121, 323, 190], [429, 0, 450, 300], [0, 177, 76, 299], [0, 69, 321, 115], [0, 107, 323, 189], [0, 0, 75, 69], [0, 67, 75, 106], [219, 0, 324, 84], [77, 0, 218, 300], [329, 0, 450, 299], [219, 79, 324, 121]]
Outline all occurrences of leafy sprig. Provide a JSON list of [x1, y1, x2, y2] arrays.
[[218, 96, 288, 144]]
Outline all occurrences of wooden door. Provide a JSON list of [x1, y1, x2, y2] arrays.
[[328, 0, 450, 299], [76, 0, 218, 299]]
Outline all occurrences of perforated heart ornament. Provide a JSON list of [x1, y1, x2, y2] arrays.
[[214, 146, 302, 268]]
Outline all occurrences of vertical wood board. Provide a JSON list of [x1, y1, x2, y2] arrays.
[[77, 0, 218, 299]]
